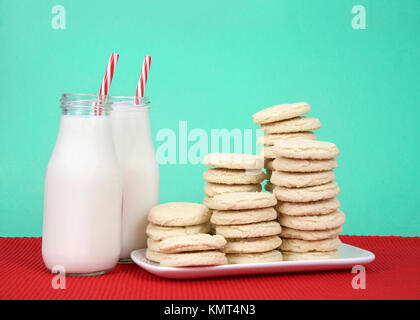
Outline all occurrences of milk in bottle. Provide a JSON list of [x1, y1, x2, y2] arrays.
[[110, 96, 159, 261], [42, 94, 122, 275]]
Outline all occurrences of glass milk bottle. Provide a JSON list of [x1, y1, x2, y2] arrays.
[[110, 96, 159, 262], [42, 94, 122, 275]]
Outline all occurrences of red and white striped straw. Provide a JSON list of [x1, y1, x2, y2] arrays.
[[96, 52, 119, 115], [135, 56, 152, 104]]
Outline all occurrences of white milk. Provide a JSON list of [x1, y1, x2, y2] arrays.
[[111, 102, 159, 259], [42, 113, 122, 274]]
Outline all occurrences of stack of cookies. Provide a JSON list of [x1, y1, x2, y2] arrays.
[[252, 102, 320, 193], [202, 153, 266, 197], [270, 139, 346, 261], [145, 202, 228, 267], [203, 192, 283, 264]]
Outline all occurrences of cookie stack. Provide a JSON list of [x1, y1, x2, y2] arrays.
[[270, 139, 346, 261], [202, 153, 266, 197], [203, 192, 283, 264], [145, 202, 228, 267], [252, 102, 320, 193]]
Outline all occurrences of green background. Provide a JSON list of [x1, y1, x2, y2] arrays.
[[0, 0, 419, 236]]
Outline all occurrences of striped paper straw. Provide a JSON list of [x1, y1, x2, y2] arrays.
[[135, 56, 152, 104], [96, 52, 119, 115]]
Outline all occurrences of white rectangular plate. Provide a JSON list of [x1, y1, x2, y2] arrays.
[[130, 244, 375, 279]]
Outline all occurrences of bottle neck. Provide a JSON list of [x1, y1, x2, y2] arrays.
[[60, 93, 111, 116]]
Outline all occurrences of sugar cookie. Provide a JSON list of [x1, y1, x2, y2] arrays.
[[276, 198, 341, 216], [146, 222, 211, 240], [279, 209, 345, 231], [203, 168, 266, 185], [215, 221, 281, 238], [272, 157, 337, 173], [252, 102, 311, 124], [280, 226, 343, 240], [282, 250, 340, 261], [273, 181, 340, 202], [159, 234, 226, 253], [270, 170, 335, 188], [148, 202, 210, 227], [280, 237, 342, 252], [159, 251, 228, 267], [273, 140, 339, 160], [257, 132, 316, 146], [223, 236, 282, 253], [204, 192, 277, 210], [204, 182, 261, 197], [210, 207, 277, 225], [260, 116, 321, 134]]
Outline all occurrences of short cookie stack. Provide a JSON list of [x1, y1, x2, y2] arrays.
[[252, 102, 320, 193], [203, 192, 283, 264], [145, 202, 228, 267], [270, 139, 346, 261], [202, 153, 266, 197]]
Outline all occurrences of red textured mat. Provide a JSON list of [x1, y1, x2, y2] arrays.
[[0, 236, 419, 300]]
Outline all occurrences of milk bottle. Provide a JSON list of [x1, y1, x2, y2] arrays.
[[42, 94, 122, 275], [110, 96, 159, 261]]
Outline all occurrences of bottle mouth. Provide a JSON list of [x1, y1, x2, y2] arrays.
[[107, 96, 150, 108], [60, 94, 150, 115], [60, 93, 111, 115]]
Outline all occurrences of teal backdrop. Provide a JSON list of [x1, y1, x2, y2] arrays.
[[0, 0, 419, 236]]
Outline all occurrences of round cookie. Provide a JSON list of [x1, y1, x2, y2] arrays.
[[276, 198, 341, 216], [282, 250, 340, 261], [264, 181, 275, 192], [280, 226, 343, 240], [273, 140, 339, 160], [203, 168, 266, 185], [146, 222, 211, 240], [261, 146, 276, 159], [273, 181, 340, 202], [210, 207, 277, 225], [252, 102, 311, 124], [260, 116, 321, 134], [280, 237, 342, 252], [159, 251, 228, 267], [145, 249, 169, 263], [272, 157, 337, 173], [148, 202, 210, 227], [279, 209, 346, 231], [204, 192, 277, 210], [270, 170, 335, 188], [227, 250, 283, 264], [257, 132, 316, 146], [159, 234, 226, 253], [223, 236, 282, 253], [203, 153, 263, 169], [204, 182, 261, 197], [215, 221, 281, 239]]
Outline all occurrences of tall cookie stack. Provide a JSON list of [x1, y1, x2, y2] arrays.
[[202, 153, 266, 197], [203, 192, 283, 264], [145, 202, 228, 267], [252, 102, 320, 193], [271, 139, 346, 261]]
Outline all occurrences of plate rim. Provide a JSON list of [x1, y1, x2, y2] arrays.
[[130, 244, 375, 278]]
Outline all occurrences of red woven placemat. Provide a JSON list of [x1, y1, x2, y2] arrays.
[[0, 235, 418, 300]]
